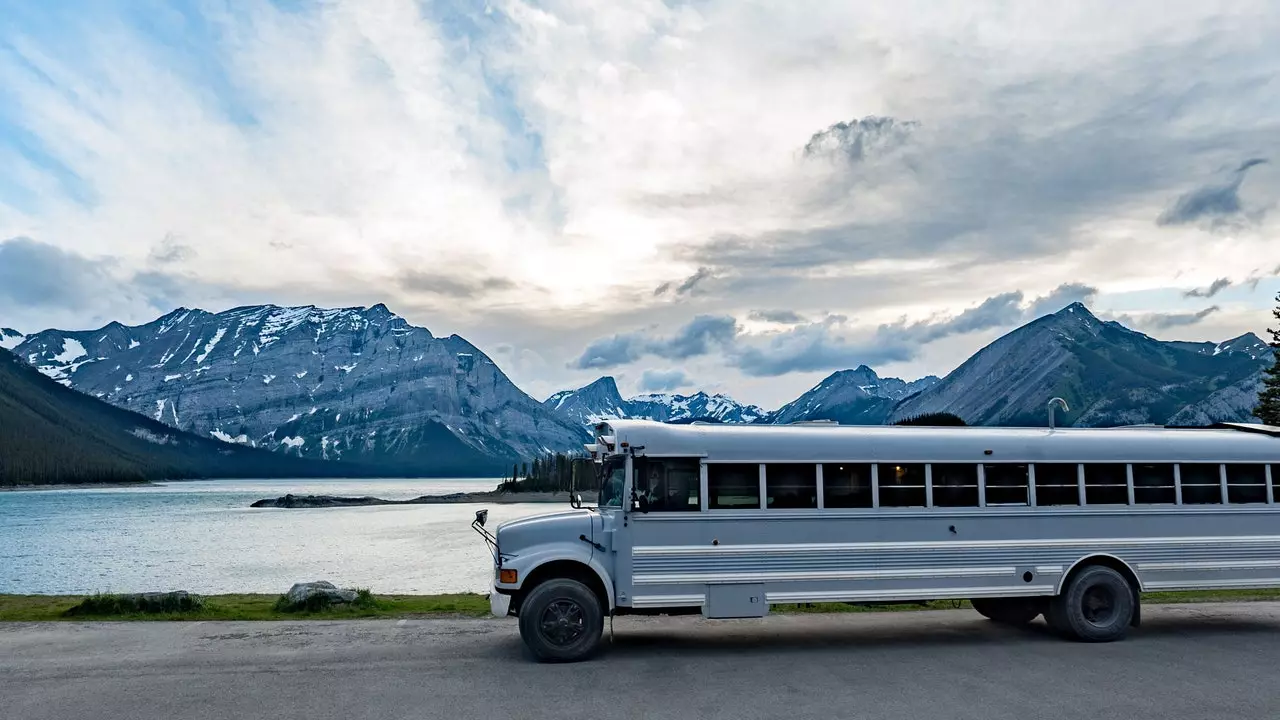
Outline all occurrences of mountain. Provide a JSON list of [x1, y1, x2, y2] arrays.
[[544, 376, 766, 428], [889, 303, 1273, 427], [0, 347, 378, 485], [12, 305, 587, 474], [0, 328, 23, 350], [768, 365, 940, 425]]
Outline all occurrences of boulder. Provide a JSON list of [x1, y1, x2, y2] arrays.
[[286, 581, 358, 606]]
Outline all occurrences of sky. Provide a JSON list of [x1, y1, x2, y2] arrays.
[[1, 0, 1278, 409]]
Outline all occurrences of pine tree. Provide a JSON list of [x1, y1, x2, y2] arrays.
[[1257, 292, 1280, 426]]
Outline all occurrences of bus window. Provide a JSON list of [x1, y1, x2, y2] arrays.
[[1084, 464, 1128, 505], [635, 458, 701, 511], [1034, 463, 1080, 506], [765, 464, 817, 509], [708, 463, 761, 509], [822, 464, 872, 508], [1133, 464, 1176, 504], [1226, 464, 1268, 504], [983, 464, 1029, 506], [1180, 464, 1223, 504], [931, 464, 979, 507], [879, 464, 926, 507]]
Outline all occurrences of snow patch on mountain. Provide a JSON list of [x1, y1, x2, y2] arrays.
[[0, 328, 25, 350]]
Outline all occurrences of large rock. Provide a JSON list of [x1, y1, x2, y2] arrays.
[[286, 581, 358, 606]]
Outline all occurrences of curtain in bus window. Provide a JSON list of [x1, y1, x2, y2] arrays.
[[1180, 464, 1223, 504], [1132, 464, 1176, 504], [983, 464, 1029, 505], [931, 464, 978, 507], [1083, 464, 1128, 505], [879, 464, 926, 507], [708, 464, 760, 509], [822, 464, 873, 508], [765, 464, 817, 509], [1226, 464, 1268, 504], [637, 458, 701, 511], [1033, 464, 1079, 506]]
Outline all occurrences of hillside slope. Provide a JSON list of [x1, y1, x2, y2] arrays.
[[0, 347, 402, 485]]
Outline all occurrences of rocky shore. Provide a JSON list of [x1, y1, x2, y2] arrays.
[[250, 490, 570, 508]]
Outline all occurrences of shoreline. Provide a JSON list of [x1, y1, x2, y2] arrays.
[[0, 481, 157, 492], [249, 490, 571, 507]]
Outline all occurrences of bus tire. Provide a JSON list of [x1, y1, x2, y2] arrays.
[[1048, 565, 1135, 642], [970, 597, 1042, 626], [518, 578, 604, 663]]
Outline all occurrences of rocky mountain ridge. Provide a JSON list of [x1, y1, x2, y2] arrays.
[[12, 304, 586, 475]]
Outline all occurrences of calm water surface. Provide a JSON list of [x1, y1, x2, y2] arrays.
[[0, 478, 557, 595]]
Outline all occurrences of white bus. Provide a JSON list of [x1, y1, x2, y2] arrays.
[[472, 418, 1280, 662]]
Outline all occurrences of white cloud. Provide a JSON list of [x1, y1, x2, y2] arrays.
[[1, 0, 1278, 408]]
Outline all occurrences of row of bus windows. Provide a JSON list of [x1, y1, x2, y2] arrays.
[[631, 459, 1278, 510]]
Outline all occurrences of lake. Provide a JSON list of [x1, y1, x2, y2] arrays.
[[0, 478, 556, 595]]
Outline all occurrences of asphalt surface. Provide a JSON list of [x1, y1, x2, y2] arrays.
[[3, 602, 1280, 720]]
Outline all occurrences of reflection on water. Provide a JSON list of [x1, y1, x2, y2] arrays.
[[0, 478, 556, 595]]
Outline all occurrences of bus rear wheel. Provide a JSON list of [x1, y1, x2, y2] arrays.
[[970, 597, 1043, 626], [1047, 565, 1135, 642], [518, 578, 604, 663]]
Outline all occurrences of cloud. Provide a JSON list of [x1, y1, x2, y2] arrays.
[[1184, 278, 1233, 298], [732, 316, 914, 377], [1157, 158, 1269, 227], [749, 309, 807, 324], [881, 292, 1026, 346], [0, 237, 120, 310], [654, 267, 715, 297], [1116, 306, 1221, 331], [1026, 284, 1100, 319], [570, 314, 740, 369], [638, 368, 692, 392], [396, 271, 517, 299], [148, 234, 196, 264], [802, 116, 919, 163]]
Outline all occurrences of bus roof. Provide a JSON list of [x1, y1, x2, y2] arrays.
[[596, 420, 1280, 464]]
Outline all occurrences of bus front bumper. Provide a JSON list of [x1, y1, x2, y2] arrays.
[[490, 586, 512, 617]]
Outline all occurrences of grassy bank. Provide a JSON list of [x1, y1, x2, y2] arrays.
[[4, 588, 1280, 622]]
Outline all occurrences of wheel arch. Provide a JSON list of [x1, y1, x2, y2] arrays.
[[512, 559, 613, 617], [1057, 553, 1143, 627]]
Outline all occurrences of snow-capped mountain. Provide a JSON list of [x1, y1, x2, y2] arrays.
[[0, 328, 24, 351], [889, 303, 1273, 427], [12, 305, 587, 474], [544, 376, 765, 428], [767, 365, 940, 425]]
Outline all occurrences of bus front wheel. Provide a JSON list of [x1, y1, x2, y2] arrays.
[[970, 597, 1043, 626], [1046, 565, 1135, 642], [517, 578, 604, 663]]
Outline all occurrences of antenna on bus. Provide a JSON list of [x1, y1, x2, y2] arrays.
[[1048, 397, 1069, 430]]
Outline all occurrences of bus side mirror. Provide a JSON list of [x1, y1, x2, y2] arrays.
[[571, 493, 583, 509]]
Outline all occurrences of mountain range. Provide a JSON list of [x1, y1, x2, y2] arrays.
[[543, 376, 766, 427], [10, 304, 584, 476], [4, 302, 1274, 477]]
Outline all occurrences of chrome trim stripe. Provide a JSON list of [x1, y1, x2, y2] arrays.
[[1035, 565, 1065, 575], [766, 585, 1057, 603], [1137, 560, 1280, 572], [630, 594, 705, 608], [634, 566, 1017, 586], [1144, 578, 1280, 590], [634, 535, 1280, 556]]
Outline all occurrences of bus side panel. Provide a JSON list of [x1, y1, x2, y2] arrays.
[[625, 508, 1280, 608]]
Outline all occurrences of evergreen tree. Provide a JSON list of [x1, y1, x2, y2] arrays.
[[1256, 292, 1280, 426]]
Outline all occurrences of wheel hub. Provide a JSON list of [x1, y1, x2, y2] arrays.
[[540, 599, 586, 646]]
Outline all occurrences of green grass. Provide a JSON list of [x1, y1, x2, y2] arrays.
[[2, 588, 1279, 622], [0, 592, 491, 622]]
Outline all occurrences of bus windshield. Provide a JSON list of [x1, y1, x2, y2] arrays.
[[598, 457, 625, 508]]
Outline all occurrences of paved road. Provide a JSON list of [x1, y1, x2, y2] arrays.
[[3, 602, 1280, 720]]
